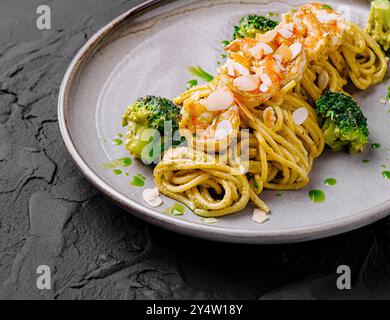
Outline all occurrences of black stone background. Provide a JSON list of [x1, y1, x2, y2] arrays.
[[1, 0, 390, 300]]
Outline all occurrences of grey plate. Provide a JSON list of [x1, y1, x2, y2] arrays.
[[58, 0, 390, 244]]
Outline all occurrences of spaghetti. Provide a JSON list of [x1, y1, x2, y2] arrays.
[[154, 3, 388, 218]]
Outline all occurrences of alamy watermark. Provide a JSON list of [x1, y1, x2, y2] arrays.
[[36, 265, 51, 290], [336, 265, 351, 290], [36, 5, 51, 30]]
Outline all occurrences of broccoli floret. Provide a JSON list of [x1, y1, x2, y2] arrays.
[[366, 0, 390, 51], [315, 92, 369, 154], [122, 96, 182, 161], [233, 14, 278, 40]]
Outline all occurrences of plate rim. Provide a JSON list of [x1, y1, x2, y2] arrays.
[[58, 0, 390, 244]]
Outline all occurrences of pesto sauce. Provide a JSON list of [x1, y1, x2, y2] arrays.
[[267, 12, 279, 17], [164, 203, 186, 216], [363, 160, 370, 164], [387, 86, 390, 102], [112, 139, 123, 146], [309, 190, 326, 203], [382, 171, 390, 180], [103, 157, 133, 169], [131, 174, 146, 187], [324, 178, 337, 186], [372, 143, 381, 149]]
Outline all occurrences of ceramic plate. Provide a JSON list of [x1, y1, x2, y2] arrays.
[[58, 0, 390, 244]]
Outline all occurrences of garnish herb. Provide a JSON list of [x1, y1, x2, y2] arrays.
[[187, 66, 214, 82]]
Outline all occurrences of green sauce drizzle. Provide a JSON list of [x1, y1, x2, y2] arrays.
[[164, 203, 186, 216], [372, 143, 381, 149], [322, 4, 333, 10], [382, 171, 390, 180], [131, 174, 146, 187], [103, 157, 132, 169], [324, 178, 337, 186], [115, 157, 132, 167], [363, 159, 370, 164], [113, 169, 122, 175], [186, 79, 198, 89], [387, 86, 390, 102], [267, 12, 279, 17], [309, 190, 326, 203], [112, 139, 123, 146]]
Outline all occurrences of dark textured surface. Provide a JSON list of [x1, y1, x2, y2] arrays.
[[1, 0, 390, 300]]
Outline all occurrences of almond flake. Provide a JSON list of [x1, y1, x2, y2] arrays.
[[278, 28, 293, 38], [256, 29, 278, 43], [201, 218, 219, 224], [258, 43, 274, 55], [233, 75, 260, 92], [292, 107, 309, 125], [259, 83, 269, 93], [274, 54, 284, 64], [318, 70, 329, 90], [289, 42, 302, 60], [215, 120, 233, 141], [143, 188, 163, 207], [317, 13, 339, 23], [285, 23, 295, 31], [260, 73, 272, 87], [249, 45, 264, 60], [226, 59, 250, 77], [252, 209, 269, 224]]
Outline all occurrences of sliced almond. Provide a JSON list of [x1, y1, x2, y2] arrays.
[[258, 43, 274, 55], [252, 209, 269, 224], [256, 29, 278, 43], [224, 39, 241, 51], [206, 90, 234, 111], [274, 53, 284, 64], [233, 75, 260, 92], [226, 59, 235, 76], [273, 54, 285, 71], [249, 45, 264, 60], [292, 107, 309, 125], [259, 73, 273, 87], [214, 120, 233, 141], [278, 28, 293, 39], [318, 70, 329, 90], [284, 23, 295, 31], [275, 44, 292, 62], [201, 218, 219, 224], [226, 58, 250, 77], [317, 13, 339, 24], [289, 42, 302, 60], [249, 43, 274, 60], [259, 83, 269, 93], [143, 188, 163, 207], [233, 62, 250, 76]]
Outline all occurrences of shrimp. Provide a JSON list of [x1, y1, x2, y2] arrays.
[[292, 3, 346, 60], [179, 86, 241, 151]]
